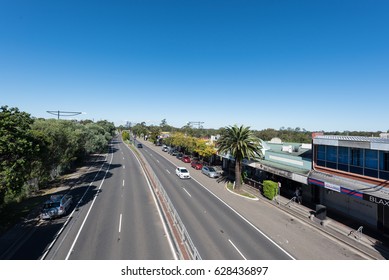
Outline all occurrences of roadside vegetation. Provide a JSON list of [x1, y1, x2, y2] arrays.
[[0, 105, 115, 234]]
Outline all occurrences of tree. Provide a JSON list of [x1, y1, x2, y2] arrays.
[[217, 125, 262, 189], [0, 106, 38, 204]]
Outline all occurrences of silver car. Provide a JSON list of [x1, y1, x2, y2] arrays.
[[40, 194, 73, 220], [201, 166, 220, 178]]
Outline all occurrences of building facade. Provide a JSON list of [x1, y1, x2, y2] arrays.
[[310, 135, 389, 235]]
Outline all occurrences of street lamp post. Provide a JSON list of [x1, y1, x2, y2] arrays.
[[47, 110, 84, 119]]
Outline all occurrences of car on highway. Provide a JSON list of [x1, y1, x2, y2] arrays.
[[176, 167, 191, 179], [137, 143, 143, 148], [40, 194, 73, 220], [182, 155, 191, 163], [201, 166, 220, 178], [191, 160, 203, 170]]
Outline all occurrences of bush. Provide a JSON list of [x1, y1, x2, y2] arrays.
[[263, 180, 278, 200]]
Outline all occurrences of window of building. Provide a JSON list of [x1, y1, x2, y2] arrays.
[[350, 148, 363, 175], [379, 152, 389, 180], [317, 145, 325, 161], [337, 147, 348, 171], [326, 146, 337, 162], [365, 150, 378, 169], [380, 151, 389, 171], [350, 148, 363, 167]]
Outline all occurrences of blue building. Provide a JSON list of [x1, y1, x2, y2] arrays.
[[310, 135, 389, 235]]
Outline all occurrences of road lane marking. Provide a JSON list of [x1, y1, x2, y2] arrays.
[[123, 180, 125, 187], [123, 165, 125, 169], [156, 159, 159, 163], [125, 143, 178, 260], [119, 214, 122, 233], [183, 188, 192, 198], [65, 149, 114, 260], [166, 169, 171, 174], [190, 176, 295, 260], [229, 239, 247, 260]]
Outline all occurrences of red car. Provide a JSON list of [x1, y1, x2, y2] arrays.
[[182, 155, 191, 163], [191, 160, 203, 170]]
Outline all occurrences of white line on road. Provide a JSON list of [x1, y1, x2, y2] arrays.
[[183, 188, 192, 198], [65, 149, 114, 260], [123, 180, 125, 187], [166, 169, 171, 174], [229, 239, 247, 260], [119, 214, 122, 233], [156, 159, 159, 163], [123, 165, 125, 169]]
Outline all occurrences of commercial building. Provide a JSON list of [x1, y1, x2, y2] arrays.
[[220, 134, 389, 236], [310, 135, 389, 235]]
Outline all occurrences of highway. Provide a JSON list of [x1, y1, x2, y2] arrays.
[[136, 140, 294, 260], [8, 136, 175, 260], [5, 135, 368, 260]]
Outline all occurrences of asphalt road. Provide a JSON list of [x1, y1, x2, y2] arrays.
[[136, 141, 293, 260], [137, 139, 369, 260], [9, 136, 175, 260]]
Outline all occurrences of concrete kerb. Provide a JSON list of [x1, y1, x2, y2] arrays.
[[242, 184, 388, 259], [225, 183, 259, 201], [137, 139, 389, 260]]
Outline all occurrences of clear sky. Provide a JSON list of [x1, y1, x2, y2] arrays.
[[1, 0, 388, 132]]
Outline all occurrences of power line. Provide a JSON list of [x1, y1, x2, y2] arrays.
[[47, 110, 84, 119]]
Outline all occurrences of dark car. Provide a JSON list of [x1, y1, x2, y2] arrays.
[[182, 155, 191, 163], [137, 143, 143, 148], [176, 153, 183, 160], [191, 160, 203, 170]]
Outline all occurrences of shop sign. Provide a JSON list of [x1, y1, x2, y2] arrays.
[[324, 182, 341, 192], [364, 194, 389, 207]]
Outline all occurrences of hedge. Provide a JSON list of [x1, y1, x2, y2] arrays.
[[263, 180, 278, 200]]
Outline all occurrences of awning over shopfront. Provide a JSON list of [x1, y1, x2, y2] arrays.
[[309, 171, 389, 207]]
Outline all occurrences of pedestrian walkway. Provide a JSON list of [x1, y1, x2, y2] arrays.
[[140, 139, 389, 260], [240, 183, 389, 260]]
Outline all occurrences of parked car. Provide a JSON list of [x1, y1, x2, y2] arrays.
[[40, 194, 73, 220], [182, 155, 191, 163], [176, 153, 183, 160], [162, 145, 169, 152], [137, 143, 143, 148], [213, 166, 224, 176], [201, 166, 220, 178], [176, 167, 191, 179], [168, 148, 178, 155], [191, 160, 203, 170]]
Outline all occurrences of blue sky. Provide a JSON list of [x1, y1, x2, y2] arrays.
[[1, 0, 388, 132]]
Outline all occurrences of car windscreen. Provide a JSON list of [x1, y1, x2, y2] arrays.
[[43, 202, 60, 209], [180, 169, 188, 173]]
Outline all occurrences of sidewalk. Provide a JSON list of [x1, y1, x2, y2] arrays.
[[240, 183, 389, 260], [140, 139, 389, 260]]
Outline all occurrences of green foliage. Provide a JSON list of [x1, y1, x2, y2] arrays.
[[0, 106, 115, 207], [122, 130, 130, 141], [263, 180, 278, 200], [0, 106, 39, 205], [217, 125, 262, 189]]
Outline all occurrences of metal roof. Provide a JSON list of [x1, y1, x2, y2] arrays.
[[315, 135, 389, 144]]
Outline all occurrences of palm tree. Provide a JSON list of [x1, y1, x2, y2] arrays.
[[217, 125, 262, 189]]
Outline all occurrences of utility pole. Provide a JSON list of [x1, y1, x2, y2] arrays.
[[187, 121, 204, 129], [47, 110, 84, 119]]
